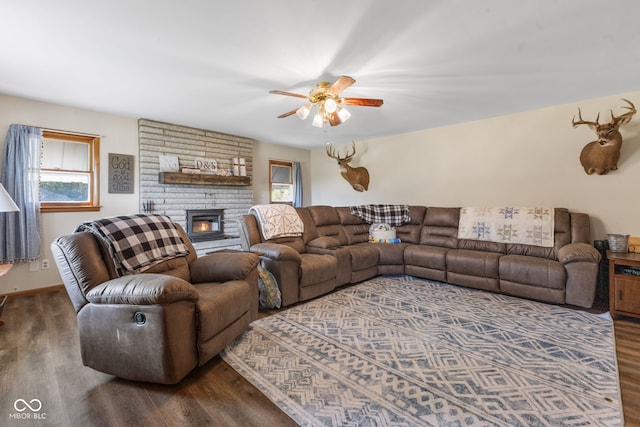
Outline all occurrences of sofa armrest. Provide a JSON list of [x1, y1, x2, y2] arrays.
[[307, 236, 341, 249], [557, 243, 601, 264], [250, 242, 302, 262], [85, 274, 199, 305], [189, 252, 259, 284]]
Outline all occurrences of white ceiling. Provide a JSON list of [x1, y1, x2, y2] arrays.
[[2, 0, 639, 148]]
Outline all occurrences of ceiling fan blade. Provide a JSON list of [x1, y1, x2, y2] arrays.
[[328, 111, 341, 126], [342, 98, 384, 107], [277, 109, 299, 118], [269, 90, 308, 99], [327, 76, 356, 96]]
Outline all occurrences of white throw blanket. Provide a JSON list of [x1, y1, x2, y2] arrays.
[[458, 207, 555, 247], [249, 204, 304, 240]]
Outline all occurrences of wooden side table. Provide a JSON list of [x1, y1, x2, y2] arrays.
[[608, 250, 640, 319]]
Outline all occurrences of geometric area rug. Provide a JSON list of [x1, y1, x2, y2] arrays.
[[221, 276, 623, 426]]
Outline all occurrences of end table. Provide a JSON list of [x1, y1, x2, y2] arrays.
[[608, 250, 640, 319]]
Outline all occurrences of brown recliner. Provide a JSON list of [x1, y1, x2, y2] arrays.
[[51, 223, 259, 384], [238, 211, 337, 307]]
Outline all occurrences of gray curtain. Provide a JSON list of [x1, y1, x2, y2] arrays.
[[0, 124, 42, 263], [293, 161, 303, 208]]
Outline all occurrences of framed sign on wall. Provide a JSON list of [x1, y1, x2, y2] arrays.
[[108, 153, 135, 194]]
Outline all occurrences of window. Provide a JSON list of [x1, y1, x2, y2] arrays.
[[40, 130, 100, 212], [269, 160, 293, 204]]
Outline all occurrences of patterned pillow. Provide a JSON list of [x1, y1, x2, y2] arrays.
[[257, 265, 281, 309]]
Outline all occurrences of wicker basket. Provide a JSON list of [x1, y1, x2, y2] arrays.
[[607, 234, 629, 253]]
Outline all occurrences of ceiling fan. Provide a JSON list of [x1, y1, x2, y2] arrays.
[[270, 76, 383, 128]]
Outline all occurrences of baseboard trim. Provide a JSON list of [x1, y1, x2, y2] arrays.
[[3, 284, 65, 299]]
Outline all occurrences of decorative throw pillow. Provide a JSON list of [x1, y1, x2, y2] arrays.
[[257, 264, 281, 309]]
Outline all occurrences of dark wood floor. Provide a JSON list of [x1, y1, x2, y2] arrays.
[[1, 288, 638, 426]]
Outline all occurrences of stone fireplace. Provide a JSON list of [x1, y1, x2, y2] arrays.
[[138, 119, 254, 255]]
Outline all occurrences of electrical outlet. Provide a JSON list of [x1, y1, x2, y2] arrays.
[[41, 259, 50, 270]]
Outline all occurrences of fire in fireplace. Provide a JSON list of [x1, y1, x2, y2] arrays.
[[186, 209, 224, 242]]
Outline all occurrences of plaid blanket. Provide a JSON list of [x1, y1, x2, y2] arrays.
[[350, 204, 411, 226], [76, 214, 190, 276]]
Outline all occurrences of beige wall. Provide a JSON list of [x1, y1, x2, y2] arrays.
[[252, 141, 312, 206], [311, 90, 640, 241], [0, 95, 140, 294], [0, 95, 308, 294]]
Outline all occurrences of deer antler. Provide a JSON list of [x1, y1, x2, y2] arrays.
[[610, 98, 636, 127], [572, 108, 600, 128], [343, 142, 356, 161], [326, 143, 340, 160], [326, 142, 357, 161]]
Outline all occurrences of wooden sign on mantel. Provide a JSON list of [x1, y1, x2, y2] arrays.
[[158, 172, 251, 186], [194, 157, 217, 172]]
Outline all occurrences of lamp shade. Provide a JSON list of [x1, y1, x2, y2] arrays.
[[324, 98, 338, 113], [337, 106, 351, 123], [312, 111, 325, 128], [296, 104, 311, 120], [0, 184, 19, 212]]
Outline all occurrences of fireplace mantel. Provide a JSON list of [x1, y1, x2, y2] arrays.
[[158, 172, 251, 186]]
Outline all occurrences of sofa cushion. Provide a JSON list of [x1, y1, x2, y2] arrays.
[[420, 226, 458, 248], [145, 256, 191, 282], [336, 206, 366, 225], [265, 236, 307, 254], [499, 255, 566, 290], [299, 253, 337, 287], [420, 207, 460, 248], [446, 249, 501, 279], [347, 243, 380, 271], [425, 207, 460, 227], [309, 205, 341, 226], [557, 243, 601, 264], [344, 224, 370, 245], [396, 224, 422, 244], [408, 206, 427, 224], [190, 252, 259, 283], [377, 243, 408, 265], [195, 280, 252, 341], [404, 245, 448, 271], [553, 208, 571, 248], [307, 236, 341, 249], [296, 207, 320, 243]]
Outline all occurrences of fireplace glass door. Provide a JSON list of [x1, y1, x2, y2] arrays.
[[186, 209, 224, 242]]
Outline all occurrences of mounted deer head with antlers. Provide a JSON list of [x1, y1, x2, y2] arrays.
[[572, 98, 636, 175], [326, 142, 370, 192]]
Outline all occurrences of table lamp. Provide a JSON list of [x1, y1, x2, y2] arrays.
[[0, 183, 19, 326]]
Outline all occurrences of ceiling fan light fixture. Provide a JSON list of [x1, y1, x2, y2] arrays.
[[337, 106, 351, 123], [296, 104, 311, 120], [324, 98, 338, 113], [270, 76, 382, 128], [312, 110, 325, 128]]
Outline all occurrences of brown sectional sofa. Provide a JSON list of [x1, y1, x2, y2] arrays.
[[238, 205, 601, 309]]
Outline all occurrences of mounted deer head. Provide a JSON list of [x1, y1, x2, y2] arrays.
[[572, 98, 636, 175], [326, 142, 370, 192]]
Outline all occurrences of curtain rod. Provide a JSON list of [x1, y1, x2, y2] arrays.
[[16, 124, 105, 138]]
